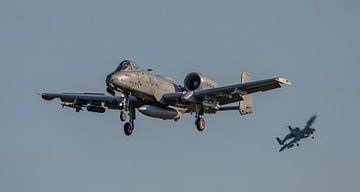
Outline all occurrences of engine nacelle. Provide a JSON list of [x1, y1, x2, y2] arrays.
[[184, 72, 218, 91], [138, 105, 182, 120]]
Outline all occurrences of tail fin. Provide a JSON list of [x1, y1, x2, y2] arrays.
[[288, 126, 293, 132], [276, 137, 284, 145], [239, 72, 253, 115]]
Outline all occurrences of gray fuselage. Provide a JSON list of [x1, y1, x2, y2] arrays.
[[107, 69, 179, 103]]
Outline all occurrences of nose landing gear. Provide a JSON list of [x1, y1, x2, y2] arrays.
[[122, 107, 136, 136], [124, 122, 133, 136]]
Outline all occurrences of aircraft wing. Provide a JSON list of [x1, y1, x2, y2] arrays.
[[40, 92, 126, 110], [279, 137, 299, 152], [196, 77, 290, 104], [165, 77, 290, 105]]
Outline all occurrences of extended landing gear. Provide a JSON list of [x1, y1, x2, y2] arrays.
[[123, 107, 136, 136], [194, 105, 206, 132], [124, 122, 133, 136], [195, 117, 206, 132], [120, 111, 126, 122], [108, 88, 135, 136]]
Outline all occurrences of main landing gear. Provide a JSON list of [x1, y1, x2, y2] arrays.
[[195, 117, 206, 132], [120, 111, 126, 122], [194, 105, 206, 132]]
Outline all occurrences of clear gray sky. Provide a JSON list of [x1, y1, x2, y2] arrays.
[[1, 0, 359, 191]]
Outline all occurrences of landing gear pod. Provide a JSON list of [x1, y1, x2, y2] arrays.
[[138, 105, 183, 120]]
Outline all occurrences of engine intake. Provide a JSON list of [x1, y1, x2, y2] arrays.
[[184, 72, 218, 91]]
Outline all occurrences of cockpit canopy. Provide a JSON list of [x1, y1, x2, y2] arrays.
[[116, 60, 139, 71]]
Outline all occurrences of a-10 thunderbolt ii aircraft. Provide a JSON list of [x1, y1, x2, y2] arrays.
[[40, 60, 291, 136], [276, 115, 317, 152]]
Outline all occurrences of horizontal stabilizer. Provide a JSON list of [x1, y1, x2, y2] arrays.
[[276, 137, 283, 145]]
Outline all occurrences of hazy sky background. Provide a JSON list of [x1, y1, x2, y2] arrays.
[[1, 0, 359, 191]]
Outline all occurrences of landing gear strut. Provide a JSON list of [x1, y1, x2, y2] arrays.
[[194, 105, 205, 132], [195, 117, 206, 131], [110, 90, 136, 136], [123, 107, 136, 136]]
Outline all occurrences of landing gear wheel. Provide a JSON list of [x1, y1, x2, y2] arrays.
[[195, 117, 206, 132], [124, 122, 133, 136], [120, 111, 126, 122]]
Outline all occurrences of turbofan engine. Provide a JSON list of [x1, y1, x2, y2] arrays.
[[184, 72, 218, 91]]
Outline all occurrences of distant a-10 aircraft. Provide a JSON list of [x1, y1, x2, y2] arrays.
[[40, 60, 291, 136], [276, 115, 317, 152]]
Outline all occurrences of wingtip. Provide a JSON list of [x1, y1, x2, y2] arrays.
[[276, 77, 292, 85]]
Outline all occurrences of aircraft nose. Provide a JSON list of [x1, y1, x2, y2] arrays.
[[106, 74, 114, 86]]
